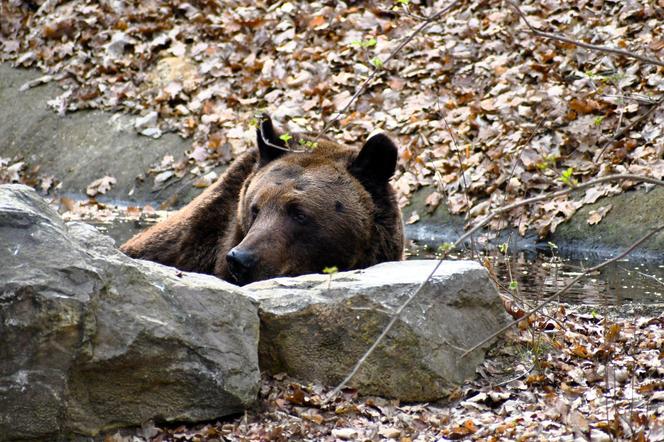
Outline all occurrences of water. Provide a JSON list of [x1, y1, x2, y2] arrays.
[[75, 205, 664, 306], [406, 241, 664, 306]]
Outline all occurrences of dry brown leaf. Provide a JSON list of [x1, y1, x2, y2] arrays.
[[586, 204, 612, 225]]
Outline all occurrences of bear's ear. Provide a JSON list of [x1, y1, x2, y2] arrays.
[[350, 133, 398, 185], [256, 114, 287, 166]]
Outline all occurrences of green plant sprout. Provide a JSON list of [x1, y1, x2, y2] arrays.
[[279, 133, 293, 143], [298, 139, 318, 150], [536, 154, 558, 171], [323, 266, 338, 290], [560, 167, 578, 187], [437, 242, 455, 254], [350, 38, 377, 48], [370, 57, 383, 69]]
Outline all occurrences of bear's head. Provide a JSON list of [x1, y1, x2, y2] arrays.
[[220, 115, 403, 285]]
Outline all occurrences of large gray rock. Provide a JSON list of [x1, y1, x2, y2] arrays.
[[404, 185, 664, 258], [0, 63, 200, 204], [245, 260, 509, 402], [0, 184, 260, 441], [551, 186, 664, 257]]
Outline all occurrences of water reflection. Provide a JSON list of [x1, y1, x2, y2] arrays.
[[406, 241, 664, 306]]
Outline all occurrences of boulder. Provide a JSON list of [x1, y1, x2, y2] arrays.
[[551, 186, 664, 258], [0, 184, 260, 441], [0, 63, 200, 204], [245, 260, 509, 402]]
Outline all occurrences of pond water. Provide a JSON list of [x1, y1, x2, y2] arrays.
[[81, 213, 664, 307], [407, 241, 664, 306]]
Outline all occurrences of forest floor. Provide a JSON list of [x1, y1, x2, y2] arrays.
[[1, 1, 664, 440], [1, 0, 663, 237], [106, 306, 663, 442]]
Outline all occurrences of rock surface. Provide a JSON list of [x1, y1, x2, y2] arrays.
[[246, 260, 509, 402], [0, 63, 200, 205], [405, 185, 664, 258], [551, 186, 664, 257], [0, 184, 260, 441]]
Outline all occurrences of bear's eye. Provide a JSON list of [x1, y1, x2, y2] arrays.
[[288, 206, 308, 225], [250, 205, 260, 221]]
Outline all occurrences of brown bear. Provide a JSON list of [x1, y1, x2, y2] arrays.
[[120, 115, 404, 285]]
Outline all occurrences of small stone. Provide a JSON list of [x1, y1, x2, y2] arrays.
[[378, 427, 402, 439], [332, 428, 357, 440]]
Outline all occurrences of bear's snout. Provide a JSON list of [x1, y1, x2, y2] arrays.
[[226, 248, 258, 284]]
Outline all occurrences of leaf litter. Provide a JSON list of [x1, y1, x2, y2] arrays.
[[1, 0, 663, 236], [1, 2, 664, 438], [100, 306, 663, 441]]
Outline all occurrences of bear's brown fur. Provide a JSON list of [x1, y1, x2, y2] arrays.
[[120, 115, 404, 285]]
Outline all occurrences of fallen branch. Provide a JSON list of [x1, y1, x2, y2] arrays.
[[460, 224, 664, 359], [323, 173, 664, 403], [507, 1, 664, 68], [316, 0, 463, 138]]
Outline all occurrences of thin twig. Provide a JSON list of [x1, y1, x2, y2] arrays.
[[457, 173, 664, 251], [459, 225, 664, 359], [619, 266, 664, 288], [440, 112, 478, 257], [322, 258, 446, 402], [594, 95, 664, 161], [496, 364, 534, 387], [316, 0, 463, 138], [258, 117, 307, 154], [507, 1, 664, 68], [323, 173, 664, 403]]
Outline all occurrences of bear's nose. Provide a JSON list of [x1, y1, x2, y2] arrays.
[[226, 248, 257, 281]]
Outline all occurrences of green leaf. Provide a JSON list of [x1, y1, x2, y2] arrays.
[[350, 38, 378, 48], [509, 280, 518, 291], [498, 243, 509, 254], [279, 133, 293, 143], [437, 242, 455, 253], [298, 139, 318, 149], [560, 167, 577, 187], [370, 57, 383, 68], [395, 0, 409, 4], [323, 266, 338, 275], [593, 116, 604, 126]]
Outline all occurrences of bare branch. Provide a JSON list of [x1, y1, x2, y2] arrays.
[[323, 258, 447, 403], [315, 0, 463, 139], [440, 112, 478, 256], [257, 116, 307, 154], [457, 173, 664, 250], [507, 1, 664, 68], [459, 224, 664, 359]]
